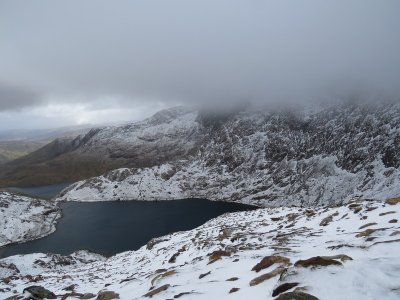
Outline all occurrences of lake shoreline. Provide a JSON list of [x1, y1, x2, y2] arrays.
[[1, 196, 256, 259]]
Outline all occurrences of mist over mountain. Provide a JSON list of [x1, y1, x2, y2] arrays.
[[1, 0, 400, 128]]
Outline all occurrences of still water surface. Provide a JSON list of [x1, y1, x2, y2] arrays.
[[7, 182, 73, 199], [1, 199, 254, 258]]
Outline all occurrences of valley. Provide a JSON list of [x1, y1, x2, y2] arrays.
[[0, 103, 399, 299], [2, 2, 400, 298]]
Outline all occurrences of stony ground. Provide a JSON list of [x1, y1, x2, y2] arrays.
[[1, 198, 399, 299]]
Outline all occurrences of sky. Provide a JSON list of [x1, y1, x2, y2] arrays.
[[0, 0, 399, 130]]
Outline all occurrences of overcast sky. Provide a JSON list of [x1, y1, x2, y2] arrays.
[[0, 0, 399, 130]]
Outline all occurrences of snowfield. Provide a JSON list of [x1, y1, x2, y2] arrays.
[[1, 198, 399, 299], [0, 191, 60, 248]]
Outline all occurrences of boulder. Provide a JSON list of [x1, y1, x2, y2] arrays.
[[275, 291, 319, 300], [143, 284, 170, 298], [208, 250, 231, 264], [23, 286, 56, 299], [96, 291, 120, 300], [249, 267, 286, 286], [272, 282, 299, 297], [294, 256, 342, 268], [81, 293, 96, 299], [251, 256, 291, 272], [358, 222, 377, 230], [385, 198, 400, 205], [319, 215, 333, 226]]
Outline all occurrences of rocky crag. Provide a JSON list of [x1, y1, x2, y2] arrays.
[[59, 101, 400, 207]]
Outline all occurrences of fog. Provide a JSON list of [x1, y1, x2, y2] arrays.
[[0, 0, 399, 128]]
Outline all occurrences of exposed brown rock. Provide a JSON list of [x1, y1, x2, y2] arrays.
[[229, 288, 240, 293], [81, 293, 96, 299], [305, 209, 315, 217], [320, 254, 352, 262], [294, 256, 342, 268], [174, 292, 192, 298], [249, 267, 286, 286], [389, 219, 398, 223], [60, 292, 84, 300], [275, 291, 319, 300], [151, 270, 177, 286], [385, 198, 400, 205], [272, 282, 299, 297], [372, 239, 400, 246], [359, 222, 377, 230], [356, 228, 377, 238], [62, 284, 76, 291], [286, 213, 300, 222], [96, 291, 120, 300], [366, 206, 378, 212], [251, 256, 291, 272], [348, 203, 361, 209], [226, 277, 239, 281], [208, 250, 231, 264], [319, 215, 333, 226], [143, 284, 170, 298], [199, 271, 211, 279], [379, 211, 396, 216], [168, 252, 180, 263], [23, 286, 57, 299]]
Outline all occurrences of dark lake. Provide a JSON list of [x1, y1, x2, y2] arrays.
[[0, 199, 254, 258], [6, 182, 73, 199]]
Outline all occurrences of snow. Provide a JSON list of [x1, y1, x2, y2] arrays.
[[59, 156, 400, 208], [58, 102, 400, 207], [0, 191, 60, 247], [1, 199, 399, 299]]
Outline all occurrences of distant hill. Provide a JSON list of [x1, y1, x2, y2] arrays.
[[0, 140, 49, 164], [0, 124, 94, 141], [0, 125, 95, 165]]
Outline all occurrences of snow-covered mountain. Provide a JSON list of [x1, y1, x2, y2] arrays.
[[1, 198, 399, 299], [59, 101, 400, 207]]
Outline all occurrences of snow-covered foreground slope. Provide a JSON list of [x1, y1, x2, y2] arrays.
[[59, 101, 400, 207], [0, 191, 60, 248], [1, 198, 399, 299]]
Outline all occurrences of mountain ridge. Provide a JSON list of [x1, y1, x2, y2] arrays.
[[0, 101, 399, 207], [59, 101, 400, 207]]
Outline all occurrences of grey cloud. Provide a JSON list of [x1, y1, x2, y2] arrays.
[[0, 0, 399, 113], [0, 82, 43, 111]]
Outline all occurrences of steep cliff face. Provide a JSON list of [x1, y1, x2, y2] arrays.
[[59, 101, 400, 207]]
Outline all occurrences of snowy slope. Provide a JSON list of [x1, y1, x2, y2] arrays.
[[59, 101, 400, 207], [1, 198, 399, 299], [0, 191, 60, 247]]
